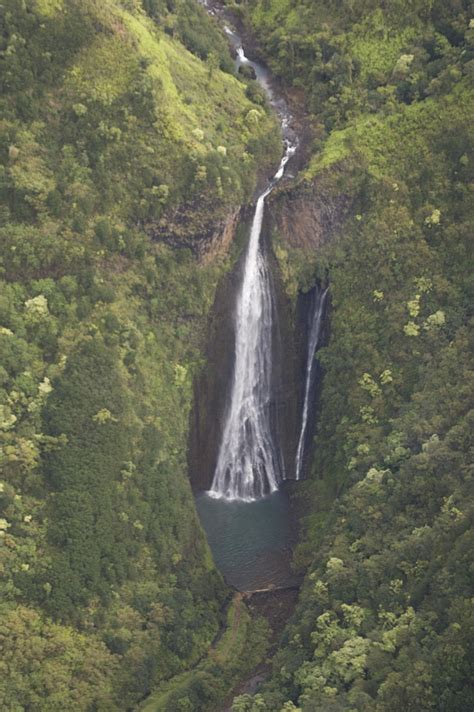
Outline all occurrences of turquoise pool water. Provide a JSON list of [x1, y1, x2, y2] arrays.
[[195, 490, 296, 591]]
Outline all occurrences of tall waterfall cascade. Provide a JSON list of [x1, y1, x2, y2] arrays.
[[295, 286, 329, 480], [208, 47, 296, 502], [209, 142, 295, 501]]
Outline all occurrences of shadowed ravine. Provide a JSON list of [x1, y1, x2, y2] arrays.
[[195, 8, 320, 592]]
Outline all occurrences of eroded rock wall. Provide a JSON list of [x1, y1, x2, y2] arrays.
[[270, 169, 352, 250], [147, 206, 242, 262]]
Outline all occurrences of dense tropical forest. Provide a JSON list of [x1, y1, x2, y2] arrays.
[[1, 0, 472, 710], [0, 0, 278, 708], [232, 0, 474, 709]]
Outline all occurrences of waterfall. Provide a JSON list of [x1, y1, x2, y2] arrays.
[[209, 141, 295, 501], [205, 39, 296, 502], [295, 286, 328, 480]]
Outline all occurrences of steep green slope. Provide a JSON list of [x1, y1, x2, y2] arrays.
[[231, 1, 474, 710], [140, 593, 270, 711], [0, 0, 280, 709]]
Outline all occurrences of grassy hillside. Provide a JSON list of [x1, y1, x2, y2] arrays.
[[231, 1, 474, 710], [0, 0, 280, 708]]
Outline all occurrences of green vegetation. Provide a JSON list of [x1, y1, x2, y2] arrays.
[[140, 593, 270, 711], [0, 0, 280, 708], [245, 0, 473, 136], [231, 0, 474, 710], [2, 0, 473, 709]]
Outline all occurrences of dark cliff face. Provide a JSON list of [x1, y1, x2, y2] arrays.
[[265, 217, 299, 481], [147, 206, 241, 262], [187, 255, 241, 492], [270, 168, 352, 251], [294, 285, 331, 479]]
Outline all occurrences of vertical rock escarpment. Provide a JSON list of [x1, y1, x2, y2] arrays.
[[270, 170, 352, 251], [294, 284, 331, 480], [295, 284, 329, 480], [187, 250, 241, 493]]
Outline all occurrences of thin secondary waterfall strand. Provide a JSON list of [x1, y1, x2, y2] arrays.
[[295, 286, 328, 480], [209, 143, 295, 501]]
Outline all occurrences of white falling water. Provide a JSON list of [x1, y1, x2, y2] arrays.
[[295, 286, 328, 480], [209, 141, 296, 502]]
